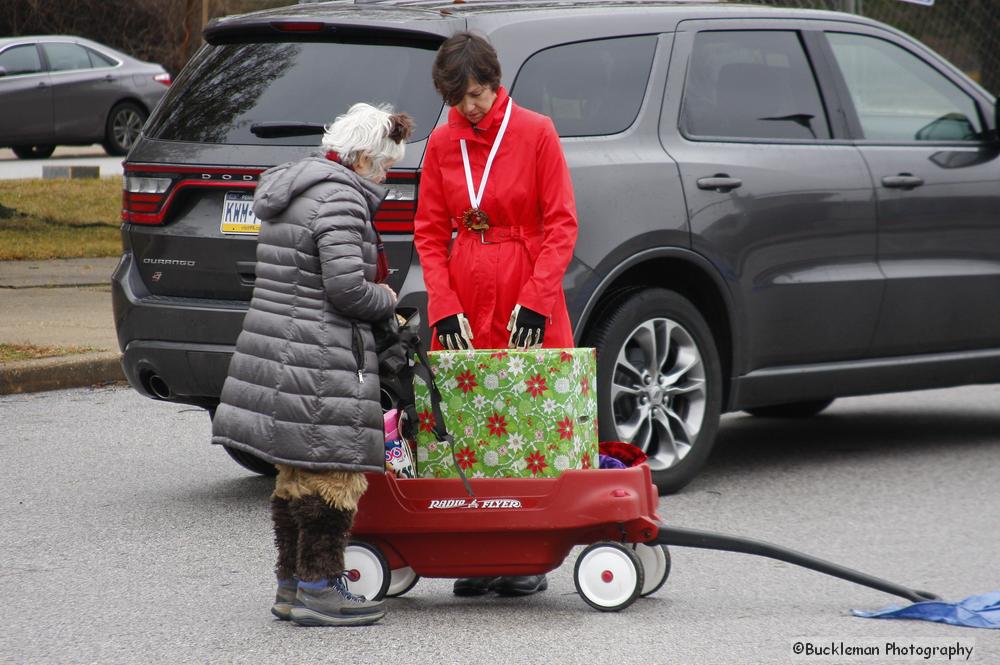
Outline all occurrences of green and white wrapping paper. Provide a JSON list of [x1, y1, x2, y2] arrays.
[[412, 348, 599, 478]]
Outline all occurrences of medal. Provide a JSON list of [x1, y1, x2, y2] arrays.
[[460, 98, 513, 234], [462, 208, 490, 231]]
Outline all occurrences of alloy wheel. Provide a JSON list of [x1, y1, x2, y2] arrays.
[[113, 108, 144, 151], [610, 317, 707, 471]]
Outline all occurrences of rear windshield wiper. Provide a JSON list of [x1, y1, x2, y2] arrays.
[[250, 122, 326, 139]]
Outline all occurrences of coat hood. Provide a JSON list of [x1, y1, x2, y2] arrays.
[[252, 155, 386, 220]]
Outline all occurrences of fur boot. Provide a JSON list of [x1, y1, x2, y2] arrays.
[[271, 496, 298, 581], [292, 495, 356, 582]]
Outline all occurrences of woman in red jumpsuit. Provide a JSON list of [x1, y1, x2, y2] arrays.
[[414, 32, 579, 597], [415, 32, 578, 354]]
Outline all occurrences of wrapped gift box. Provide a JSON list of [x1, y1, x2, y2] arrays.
[[412, 348, 599, 479]]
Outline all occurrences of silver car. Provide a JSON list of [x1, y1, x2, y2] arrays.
[[0, 35, 170, 158]]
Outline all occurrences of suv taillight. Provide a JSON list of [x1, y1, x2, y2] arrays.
[[122, 173, 174, 225], [375, 171, 418, 233], [122, 165, 416, 229], [122, 165, 262, 225]]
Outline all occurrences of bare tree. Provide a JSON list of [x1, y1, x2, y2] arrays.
[[0, 0, 285, 75]]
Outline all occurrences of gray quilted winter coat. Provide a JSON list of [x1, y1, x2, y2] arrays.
[[211, 156, 394, 472]]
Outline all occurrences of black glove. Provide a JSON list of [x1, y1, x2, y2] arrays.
[[434, 313, 474, 350], [507, 305, 546, 349]]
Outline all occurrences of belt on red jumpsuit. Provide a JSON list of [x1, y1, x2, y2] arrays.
[[456, 224, 544, 245]]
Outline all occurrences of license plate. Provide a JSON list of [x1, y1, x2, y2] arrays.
[[219, 191, 262, 235]]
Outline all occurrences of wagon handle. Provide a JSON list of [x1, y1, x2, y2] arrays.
[[654, 524, 940, 603]]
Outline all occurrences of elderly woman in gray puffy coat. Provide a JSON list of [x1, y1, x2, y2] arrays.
[[212, 103, 413, 627]]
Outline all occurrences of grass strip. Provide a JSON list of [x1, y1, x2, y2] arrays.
[[0, 177, 122, 260], [0, 343, 102, 363]]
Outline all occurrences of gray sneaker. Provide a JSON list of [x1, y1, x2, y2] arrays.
[[271, 581, 299, 620], [290, 577, 386, 627]]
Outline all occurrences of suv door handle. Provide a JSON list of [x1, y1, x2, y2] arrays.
[[697, 175, 743, 193], [236, 261, 256, 286], [881, 174, 924, 189]]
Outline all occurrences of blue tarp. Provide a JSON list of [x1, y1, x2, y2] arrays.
[[853, 592, 1000, 629]]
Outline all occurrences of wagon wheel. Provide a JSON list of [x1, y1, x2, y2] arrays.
[[574, 542, 644, 612], [344, 541, 391, 601], [386, 567, 421, 597], [632, 543, 671, 596]]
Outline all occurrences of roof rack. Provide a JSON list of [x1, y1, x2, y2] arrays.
[[297, 0, 723, 5]]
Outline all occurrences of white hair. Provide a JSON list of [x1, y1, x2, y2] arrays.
[[321, 103, 406, 182]]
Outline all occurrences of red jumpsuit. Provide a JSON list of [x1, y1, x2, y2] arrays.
[[414, 86, 578, 350]]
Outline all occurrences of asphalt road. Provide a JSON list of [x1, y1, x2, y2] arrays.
[[0, 145, 123, 180], [1, 384, 998, 665]]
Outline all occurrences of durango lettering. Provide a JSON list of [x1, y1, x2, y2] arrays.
[[142, 258, 196, 267]]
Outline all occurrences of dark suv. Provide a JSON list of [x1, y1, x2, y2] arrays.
[[113, 0, 1000, 493]]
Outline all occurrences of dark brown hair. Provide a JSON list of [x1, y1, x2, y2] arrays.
[[432, 32, 502, 106], [388, 112, 414, 144]]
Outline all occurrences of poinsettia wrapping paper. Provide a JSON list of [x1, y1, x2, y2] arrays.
[[412, 348, 599, 478]]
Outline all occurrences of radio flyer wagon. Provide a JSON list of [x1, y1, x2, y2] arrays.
[[351, 315, 938, 611], [343, 465, 939, 612]]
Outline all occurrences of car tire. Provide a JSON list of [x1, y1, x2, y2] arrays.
[[586, 288, 722, 494], [12, 144, 56, 159], [745, 398, 835, 418], [207, 407, 278, 476], [103, 102, 147, 156], [223, 445, 279, 476]]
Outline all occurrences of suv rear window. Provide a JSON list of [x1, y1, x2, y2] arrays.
[[513, 36, 657, 137], [145, 41, 443, 145]]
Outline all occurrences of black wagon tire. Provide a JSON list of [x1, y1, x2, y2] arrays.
[[344, 541, 391, 601], [745, 398, 835, 418], [207, 407, 278, 476], [103, 102, 147, 156], [587, 288, 723, 494], [632, 543, 671, 597], [574, 542, 645, 612], [12, 144, 55, 159], [386, 567, 421, 597]]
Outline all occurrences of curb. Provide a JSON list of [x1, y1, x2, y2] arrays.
[[0, 281, 111, 289], [0, 351, 125, 396]]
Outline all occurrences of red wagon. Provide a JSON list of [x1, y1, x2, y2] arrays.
[[342, 465, 937, 612]]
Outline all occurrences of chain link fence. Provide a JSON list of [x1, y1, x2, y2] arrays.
[[739, 0, 1000, 96]]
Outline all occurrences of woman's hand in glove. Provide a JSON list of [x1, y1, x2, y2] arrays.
[[435, 313, 475, 350], [507, 304, 546, 349]]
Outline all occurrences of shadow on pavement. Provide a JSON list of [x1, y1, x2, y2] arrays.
[[179, 473, 274, 507], [711, 407, 1000, 471]]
